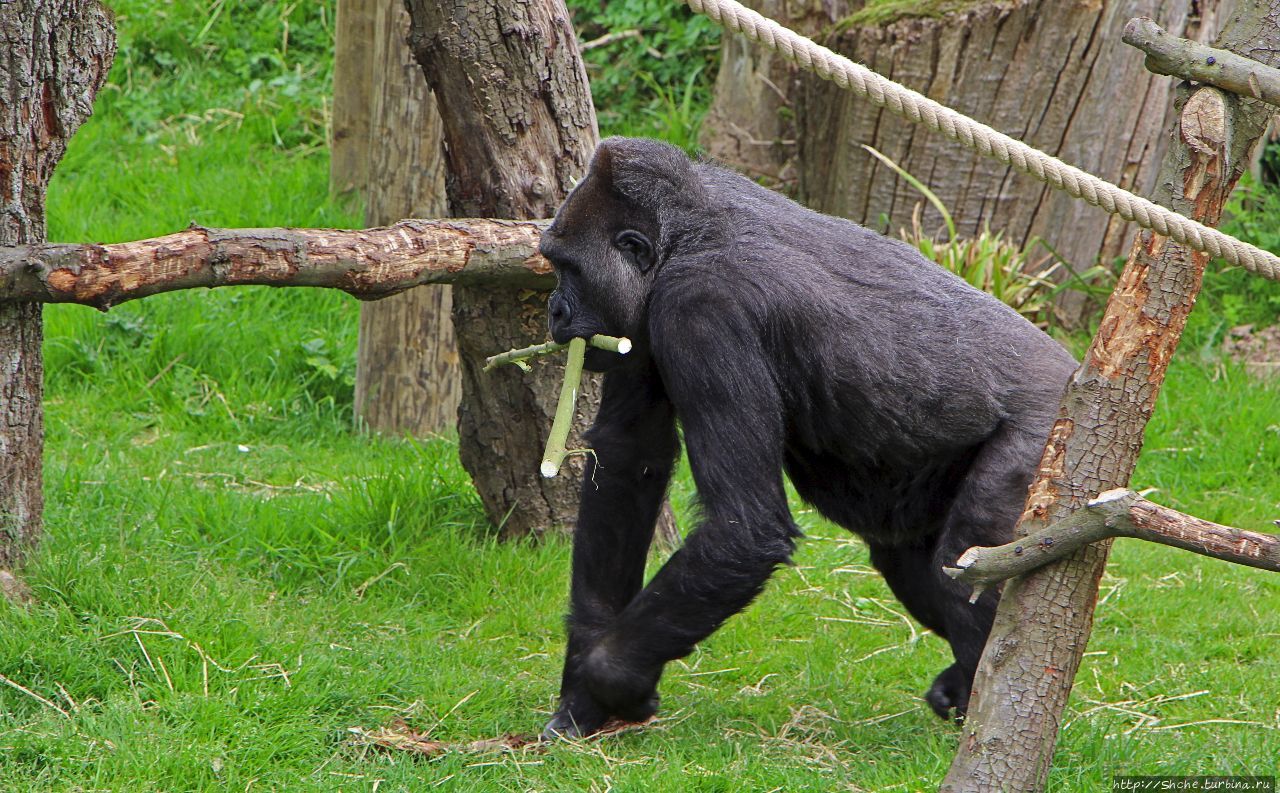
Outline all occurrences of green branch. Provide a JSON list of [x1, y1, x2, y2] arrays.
[[483, 334, 632, 372], [484, 334, 633, 477], [541, 338, 588, 478]]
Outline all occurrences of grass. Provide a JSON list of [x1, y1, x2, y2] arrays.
[[3, 0, 1280, 790]]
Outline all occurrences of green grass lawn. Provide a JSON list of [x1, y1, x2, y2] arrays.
[[3, 1, 1279, 790]]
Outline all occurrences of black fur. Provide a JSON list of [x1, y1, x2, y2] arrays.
[[538, 137, 1077, 738]]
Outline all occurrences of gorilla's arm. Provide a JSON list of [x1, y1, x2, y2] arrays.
[[575, 301, 801, 719], [544, 364, 679, 738]]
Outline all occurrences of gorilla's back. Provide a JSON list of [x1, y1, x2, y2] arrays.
[[687, 160, 1078, 541]]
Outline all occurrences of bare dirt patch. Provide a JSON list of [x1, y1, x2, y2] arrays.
[[1223, 324, 1280, 379]]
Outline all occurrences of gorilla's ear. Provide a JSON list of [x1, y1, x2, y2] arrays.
[[613, 230, 656, 273]]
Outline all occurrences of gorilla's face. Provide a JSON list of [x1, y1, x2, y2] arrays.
[[541, 150, 659, 371]]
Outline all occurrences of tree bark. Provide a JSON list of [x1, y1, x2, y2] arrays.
[[797, 0, 1234, 292], [701, 0, 856, 190], [0, 0, 114, 568], [347, 1, 461, 437], [405, 0, 651, 542], [942, 5, 1280, 789], [0, 220, 553, 307]]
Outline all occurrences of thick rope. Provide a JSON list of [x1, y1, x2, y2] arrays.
[[683, 0, 1280, 282]]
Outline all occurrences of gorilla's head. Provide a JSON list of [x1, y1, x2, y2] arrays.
[[541, 137, 704, 371]]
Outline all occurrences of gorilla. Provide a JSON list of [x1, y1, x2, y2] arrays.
[[537, 137, 1077, 738]]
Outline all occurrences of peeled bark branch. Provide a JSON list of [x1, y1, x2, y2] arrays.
[[947, 489, 1280, 594], [0, 219, 552, 310], [1124, 17, 1280, 107]]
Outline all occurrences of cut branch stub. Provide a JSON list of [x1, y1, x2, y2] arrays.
[[946, 489, 1280, 592], [1124, 17, 1280, 107]]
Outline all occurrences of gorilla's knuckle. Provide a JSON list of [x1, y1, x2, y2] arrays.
[[582, 644, 655, 713]]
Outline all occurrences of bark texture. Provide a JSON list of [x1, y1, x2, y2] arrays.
[[330, 0, 374, 203], [0, 0, 114, 567], [701, 0, 856, 189], [346, 0, 461, 437], [798, 0, 1234, 278], [402, 0, 602, 539], [947, 489, 1280, 589], [942, 5, 1280, 788], [0, 220, 553, 308]]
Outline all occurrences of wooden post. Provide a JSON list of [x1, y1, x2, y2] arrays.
[[350, 2, 461, 437], [0, 0, 114, 576], [329, 0, 374, 205], [942, 3, 1280, 789]]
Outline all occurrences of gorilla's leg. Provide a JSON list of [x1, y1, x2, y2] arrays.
[[543, 368, 678, 739], [572, 362, 800, 722], [866, 540, 995, 720], [904, 422, 1042, 721], [577, 508, 798, 718]]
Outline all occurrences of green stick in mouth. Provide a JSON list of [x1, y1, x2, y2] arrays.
[[484, 334, 632, 477]]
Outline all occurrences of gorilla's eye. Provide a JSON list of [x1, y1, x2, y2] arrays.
[[613, 230, 656, 273]]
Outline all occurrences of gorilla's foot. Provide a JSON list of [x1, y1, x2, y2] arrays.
[[925, 663, 972, 722], [541, 693, 611, 740]]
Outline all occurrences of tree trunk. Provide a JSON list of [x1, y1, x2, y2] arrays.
[[345, 1, 461, 437], [400, 0, 605, 540], [401, 1, 681, 545], [797, 0, 1234, 282], [0, 0, 114, 570], [942, 4, 1280, 789], [701, 0, 857, 190]]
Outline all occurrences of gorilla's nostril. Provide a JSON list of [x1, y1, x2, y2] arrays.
[[549, 294, 572, 325]]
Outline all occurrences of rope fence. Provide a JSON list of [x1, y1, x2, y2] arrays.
[[681, 0, 1280, 282]]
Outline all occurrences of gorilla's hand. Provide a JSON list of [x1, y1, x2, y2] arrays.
[[581, 643, 663, 721], [541, 641, 662, 740], [541, 688, 611, 739]]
